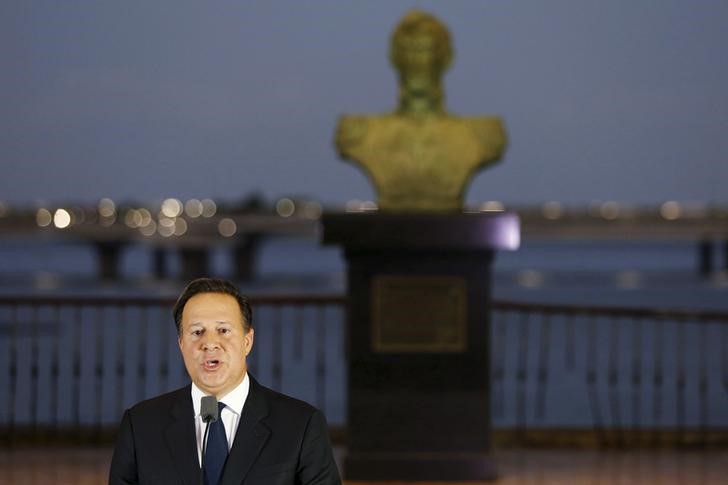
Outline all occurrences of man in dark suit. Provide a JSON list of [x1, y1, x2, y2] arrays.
[[109, 278, 341, 485]]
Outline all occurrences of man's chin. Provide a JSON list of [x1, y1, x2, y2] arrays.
[[197, 377, 227, 394]]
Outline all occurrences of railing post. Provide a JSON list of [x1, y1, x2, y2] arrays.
[[630, 318, 643, 445], [95, 242, 124, 281], [698, 239, 713, 277], [152, 247, 167, 280], [179, 247, 209, 281], [233, 235, 261, 282]]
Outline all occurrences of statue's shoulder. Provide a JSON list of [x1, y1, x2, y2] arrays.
[[335, 115, 371, 149], [458, 115, 505, 134], [337, 114, 370, 129], [456, 115, 507, 157], [465, 114, 506, 138], [336, 113, 400, 149]]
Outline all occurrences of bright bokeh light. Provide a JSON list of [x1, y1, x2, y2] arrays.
[[185, 199, 203, 218], [218, 218, 237, 237], [344, 199, 378, 212], [517, 270, 544, 288], [201, 199, 217, 218], [600, 201, 619, 220], [542, 201, 563, 220], [53, 209, 71, 229], [616, 270, 641, 289], [158, 216, 175, 228], [174, 218, 188, 236], [276, 198, 295, 217], [479, 201, 504, 212], [124, 209, 143, 228], [360, 201, 378, 211], [36, 208, 52, 227], [158, 223, 175, 237], [100, 214, 116, 227], [161, 198, 183, 218], [138, 208, 152, 227], [98, 198, 116, 217], [302, 201, 323, 220], [345, 199, 362, 212], [660, 201, 681, 220], [498, 214, 521, 250], [139, 220, 157, 236]]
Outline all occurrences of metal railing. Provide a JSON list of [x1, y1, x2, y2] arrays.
[[1, 295, 727, 447], [0, 295, 347, 445], [491, 301, 728, 446]]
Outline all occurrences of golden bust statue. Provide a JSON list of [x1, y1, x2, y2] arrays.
[[335, 10, 508, 212]]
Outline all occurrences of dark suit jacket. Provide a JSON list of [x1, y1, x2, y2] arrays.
[[109, 376, 341, 485]]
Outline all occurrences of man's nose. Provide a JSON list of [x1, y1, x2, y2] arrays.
[[201, 335, 220, 351]]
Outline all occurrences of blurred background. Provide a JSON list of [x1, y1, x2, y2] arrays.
[[2, 1, 728, 483], [2, 0, 727, 205]]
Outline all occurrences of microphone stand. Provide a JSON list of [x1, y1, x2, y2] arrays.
[[200, 417, 212, 485]]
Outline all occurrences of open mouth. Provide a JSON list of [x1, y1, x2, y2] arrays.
[[203, 359, 221, 371]]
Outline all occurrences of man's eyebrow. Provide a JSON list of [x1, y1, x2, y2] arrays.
[[185, 320, 231, 327]]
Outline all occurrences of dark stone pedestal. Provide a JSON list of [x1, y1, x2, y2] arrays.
[[322, 212, 519, 481]]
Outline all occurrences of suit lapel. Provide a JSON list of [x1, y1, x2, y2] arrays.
[[221, 377, 271, 485], [164, 386, 200, 485]]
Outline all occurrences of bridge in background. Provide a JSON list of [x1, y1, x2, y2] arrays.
[[1, 200, 727, 280]]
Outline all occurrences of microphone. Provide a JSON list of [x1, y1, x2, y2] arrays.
[[200, 396, 218, 485], [201, 395, 219, 424]]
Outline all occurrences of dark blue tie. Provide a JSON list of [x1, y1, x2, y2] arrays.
[[204, 402, 229, 485]]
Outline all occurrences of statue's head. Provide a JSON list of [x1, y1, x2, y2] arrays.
[[390, 10, 452, 74], [390, 10, 452, 113]]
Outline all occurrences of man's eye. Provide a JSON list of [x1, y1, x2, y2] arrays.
[[219, 328, 230, 334], [192, 329, 203, 336]]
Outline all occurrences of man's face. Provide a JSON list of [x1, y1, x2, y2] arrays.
[[178, 292, 254, 398]]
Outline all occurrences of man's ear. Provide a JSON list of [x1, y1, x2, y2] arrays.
[[244, 328, 254, 356]]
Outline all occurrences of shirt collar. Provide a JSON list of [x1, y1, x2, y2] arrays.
[[190, 373, 250, 417]]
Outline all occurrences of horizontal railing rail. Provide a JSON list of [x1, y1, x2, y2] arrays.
[[1, 295, 727, 447], [494, 300, 728, 322]]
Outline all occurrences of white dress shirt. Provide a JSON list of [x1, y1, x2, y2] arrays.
[[191, 373, 250, 465]]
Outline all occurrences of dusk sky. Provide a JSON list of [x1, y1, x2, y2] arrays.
[[2, 1, 727, 208]]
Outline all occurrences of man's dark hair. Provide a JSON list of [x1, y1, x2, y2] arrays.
[[173, 277, 253, 335]]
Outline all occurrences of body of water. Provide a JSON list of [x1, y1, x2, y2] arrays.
[[1, 238, 727, 312]]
